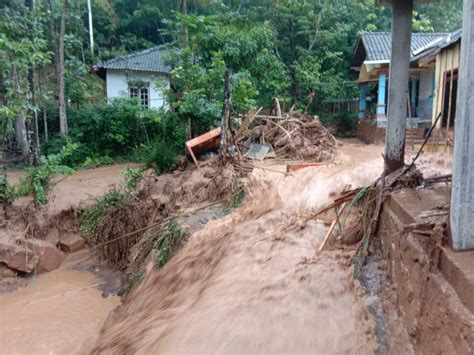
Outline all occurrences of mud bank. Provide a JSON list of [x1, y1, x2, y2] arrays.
[[379, 186, 474, 354], [0, 164, 137, 353]]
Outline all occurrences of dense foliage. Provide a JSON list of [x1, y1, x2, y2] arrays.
[[0, 0, 464, 205]]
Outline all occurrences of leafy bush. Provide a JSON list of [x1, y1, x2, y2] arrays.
[[68, 98, 161, 157], [145, 140, 178, 175], [79, 188, 128, 237], [122, 167, 143, 191], [79, 168, 146, 266], [0, 180, 16, 206], [18, 142, 77, 205], [82, 155, 114, 169], [41, 99, 167, 168], [336, 111, 357, 137], [129, 143, 154, 163]]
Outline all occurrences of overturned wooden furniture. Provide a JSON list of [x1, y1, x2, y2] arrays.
[[185, 127, 221, 168]]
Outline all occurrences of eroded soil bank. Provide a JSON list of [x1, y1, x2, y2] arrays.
[[1, 164, 136, 353]]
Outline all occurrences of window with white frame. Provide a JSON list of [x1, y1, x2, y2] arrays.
[[129, 83, 150, 108]]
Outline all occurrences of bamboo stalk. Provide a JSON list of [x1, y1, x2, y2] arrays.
[[317, 202, 347, 253]]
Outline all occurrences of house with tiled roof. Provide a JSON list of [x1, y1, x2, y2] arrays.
[[93, 46, 172, 109], [351, 30, 462, 147]]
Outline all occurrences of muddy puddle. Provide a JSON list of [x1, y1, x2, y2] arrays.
[[0, 251, 120, 354]]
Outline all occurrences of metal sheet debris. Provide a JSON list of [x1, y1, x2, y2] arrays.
[[244, 143, 275, 161]]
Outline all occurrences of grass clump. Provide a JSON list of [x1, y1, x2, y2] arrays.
[[153, 218, 186, 268], [79, 168, 146, 267], [17, 142, 77, 205], [230, 179, 245, 208]]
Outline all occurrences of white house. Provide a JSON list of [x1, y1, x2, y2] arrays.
[[93, 46, 171, 109]]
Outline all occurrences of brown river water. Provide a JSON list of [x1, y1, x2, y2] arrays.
[[1, 140, 452, 354], [0, 251, 120, 354], [88, 141, 387, 353]]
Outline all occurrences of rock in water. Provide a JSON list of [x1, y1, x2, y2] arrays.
[[0, 263, 17, 278], [59, 233, 86, 253], [0, 236, 39, 273], [25, 239, 61, 273]]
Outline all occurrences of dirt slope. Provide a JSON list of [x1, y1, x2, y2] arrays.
[[88, 141, 386, 353]]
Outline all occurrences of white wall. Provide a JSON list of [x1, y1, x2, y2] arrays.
[[417, 67, 435, 119], [419, 67, 434, 102], [105, 69, 169, 109]]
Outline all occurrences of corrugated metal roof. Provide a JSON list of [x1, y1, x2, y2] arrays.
[[411, 29, 462, 62], [361, 32, 449, 62], [95, 46, 172, 74], [244, 143, 275, 161]]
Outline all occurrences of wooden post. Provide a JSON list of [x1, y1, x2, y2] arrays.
[[317, 202, 347, 253], [274, 97, 282, 117], [445, 51, 455, 152], [407, 94, 414, 150]]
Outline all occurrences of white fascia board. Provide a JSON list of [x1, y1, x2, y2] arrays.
[[363, 59, 390, 65]]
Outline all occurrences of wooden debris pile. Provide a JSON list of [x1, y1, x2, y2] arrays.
[[304, 163, 452, 276], [235, 110, 337, 162]]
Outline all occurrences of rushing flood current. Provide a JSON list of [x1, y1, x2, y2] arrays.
[[1, 140, 451, 354], [88, 141, 387, 353]]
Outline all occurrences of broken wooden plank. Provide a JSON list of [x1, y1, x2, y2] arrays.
[[235, 107, 263, 140], [287, 162, 324, 172], [317, 202, 347, 253]]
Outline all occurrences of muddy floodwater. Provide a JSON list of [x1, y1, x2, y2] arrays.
[[0, 252, 120, 354], [1, 140, 452, 354]]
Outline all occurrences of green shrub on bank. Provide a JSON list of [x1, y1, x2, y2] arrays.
[[145, 140, 179, 175], [68, 98, 160, 157], [0, 181, 16, 206], [41, 99, 184, 170], [319, 111, 357, 138], [18, 142, 78, 205], [154, 218, 186, 268], [80, 168, 143, 239], [82, 155, 114, 169]]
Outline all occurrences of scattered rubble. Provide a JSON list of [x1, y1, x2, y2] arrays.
[[236, 112, 337, 161], [186, 109, 337, 165], [0, 209, 85, 277]]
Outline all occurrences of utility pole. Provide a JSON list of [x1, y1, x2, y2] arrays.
[[87, 0, 94, 55], [383, 0, 414, 173], [450, 0, 474, 251]]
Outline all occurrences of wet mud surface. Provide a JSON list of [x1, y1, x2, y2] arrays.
[[0, 140, 454, 354]]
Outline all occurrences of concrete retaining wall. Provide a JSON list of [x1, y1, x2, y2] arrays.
[[378, 187, 474, 354]]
